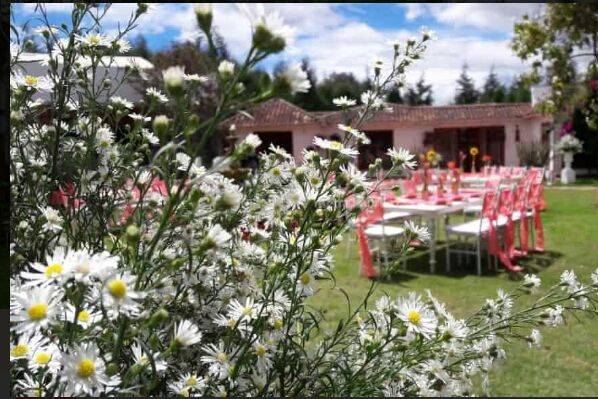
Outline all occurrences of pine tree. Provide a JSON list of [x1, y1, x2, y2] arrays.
[[406, 75, 433, 105], [386, 84, 404, 104], [127, 35, 152, 59], [480, 67, 506, 103], [454, 63, 480, 104], [506, 76, 532, 103]]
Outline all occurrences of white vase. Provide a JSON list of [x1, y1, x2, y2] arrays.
[[560, 151, 576, 184]]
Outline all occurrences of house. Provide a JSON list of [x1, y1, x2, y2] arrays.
[[223, 98, 553, 170], [13, 52, 153, 104]]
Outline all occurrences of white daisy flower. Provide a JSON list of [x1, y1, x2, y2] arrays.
[[11, 72, 54, 92], [253, 340, 273, 373], [241, 4, 294, 47], [591, 268, 598, 286], [360, 90, 385, 109], [30, 342, 61, 372], [11, 285, 62, 334], [75, 32, 112, 48], [204, 224, 232, 248], [227, 297, 258, 324], [278, 63, 311, 94], [131, 343, 167, 373], [20, 247, 69, 286], [544, 305, 564, 327], [112, 38, 131, 53], [10, 333, 47, 362], [66, 249, 118, 283], [109, 96, 133, 110], [129, 113, 150, 123], [527, 329, 542, 348], [395, 293, 437, 338], [440, 316, 469, 340], [141, 129, 160, 145], [297, 269, 316, 296], [184, 73, 208, 83], [180, 372, 205, 392], [62, 303, 101, 329], [168, 381, 190, 397], [404, 220, 431, 243], [40, 206, 63, 233], [333, 96, 356, 107], [242, 133, 262, 150], [145, 87, 168, 103], [95, 127, 115, 150], [560, 270, 578, 292], [218, 60, 235, 76], [102, 271, 144, 319], [422, 359, 450, 383], [200, 342, 232, 380], [339, 163, 369, 189], [338, 124, 370, 144], [313, 137, 359, 158], [387, 147, 417, 169], [522, 274, 541, 292], [173, 319, 202, 347], [62, 343, 116, 396]]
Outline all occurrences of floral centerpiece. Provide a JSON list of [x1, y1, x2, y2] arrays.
[[555, 133, 583, 184], [469, 147, 479, 173], [8, 4, 598, 398]]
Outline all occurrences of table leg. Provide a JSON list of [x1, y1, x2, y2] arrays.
[[429, 217, 437, 273]]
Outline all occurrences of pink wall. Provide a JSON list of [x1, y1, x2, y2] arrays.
[[237, 116, 551, 167]]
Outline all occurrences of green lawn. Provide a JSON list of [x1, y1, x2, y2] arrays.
[[311, 186, 598, 396]]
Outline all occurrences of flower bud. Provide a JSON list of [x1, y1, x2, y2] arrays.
[[218, 60, 235, 78], [153, 115, 170, 138], [126, 224, 140, 240], [106, 363, 119, 376], [194, 3, 213, 33], [148, 308, 169, 329], [162, 66, 185, 96]]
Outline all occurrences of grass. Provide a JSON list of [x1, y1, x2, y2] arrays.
[[310, 186, 598, 396]]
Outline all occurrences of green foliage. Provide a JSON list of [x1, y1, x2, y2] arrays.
[[454, 63, 480, 104], [406, 75, 433, 105], [480, 67, 506, 103], [511, 3, 598, 112], [318, 72, 370, 110]]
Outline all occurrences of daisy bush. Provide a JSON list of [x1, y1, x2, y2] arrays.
[[9, 3, 598, 397]]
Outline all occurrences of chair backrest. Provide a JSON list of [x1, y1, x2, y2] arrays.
[[481, 189, 498, 220], [498, 185, 516, 217], [485, 177, 501, 189]]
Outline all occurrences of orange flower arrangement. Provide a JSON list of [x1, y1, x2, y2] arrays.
[[482, 154, 492, 166], [447, 160, 457, 170]]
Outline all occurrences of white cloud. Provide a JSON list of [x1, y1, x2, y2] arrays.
[[12, 3, 537, 104]]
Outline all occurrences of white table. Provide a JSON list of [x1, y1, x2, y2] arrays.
[[384, 196, 484, 273]]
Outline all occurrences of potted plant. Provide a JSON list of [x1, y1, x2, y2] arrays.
[[555, 132, 584, 184]]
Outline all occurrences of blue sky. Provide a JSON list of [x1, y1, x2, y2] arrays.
[[11, 3, 545, 104]]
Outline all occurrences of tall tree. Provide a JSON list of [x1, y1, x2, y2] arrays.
[[406, 75, 433, 105], [318, 72, 368, 110], [506, 76, 532, 103], [454, 63, 480, 104], [511, 3, 598, 119], [480, 67, 506, 103], [386, 84, 404, 104]]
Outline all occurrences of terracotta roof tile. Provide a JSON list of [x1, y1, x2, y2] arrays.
[[223, 98, 315, 128], [223, 99, 545, 128]]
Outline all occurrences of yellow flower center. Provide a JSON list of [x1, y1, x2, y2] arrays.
[[330, 141, 343, 151], [241, 306, 253, 316], [33, 387, 43, 397], [25, 75, 39, 86], [89, 35, 101, 45], [255, 344, 267, 357], [272, 167, 281, 176], [77, 310, 90, 322], [107, 279, 127, 299], [407, 310, 421, 325], [139, 355, 150, 366], [34, 352, 51, 364], [299, 273, 311, 285], [216, 352, 228, 363], [76, 359, 96, 378], [11, 344, 28, 358], [273, 318, 283, 330], [45, 263, 63, 278], [28, 303, 48, 320], [227, 318, 236, 328], [186, 376, 197, 386]]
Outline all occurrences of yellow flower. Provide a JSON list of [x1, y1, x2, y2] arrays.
[[469, 147, 479, 156], [426, 149, 437, 163]]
